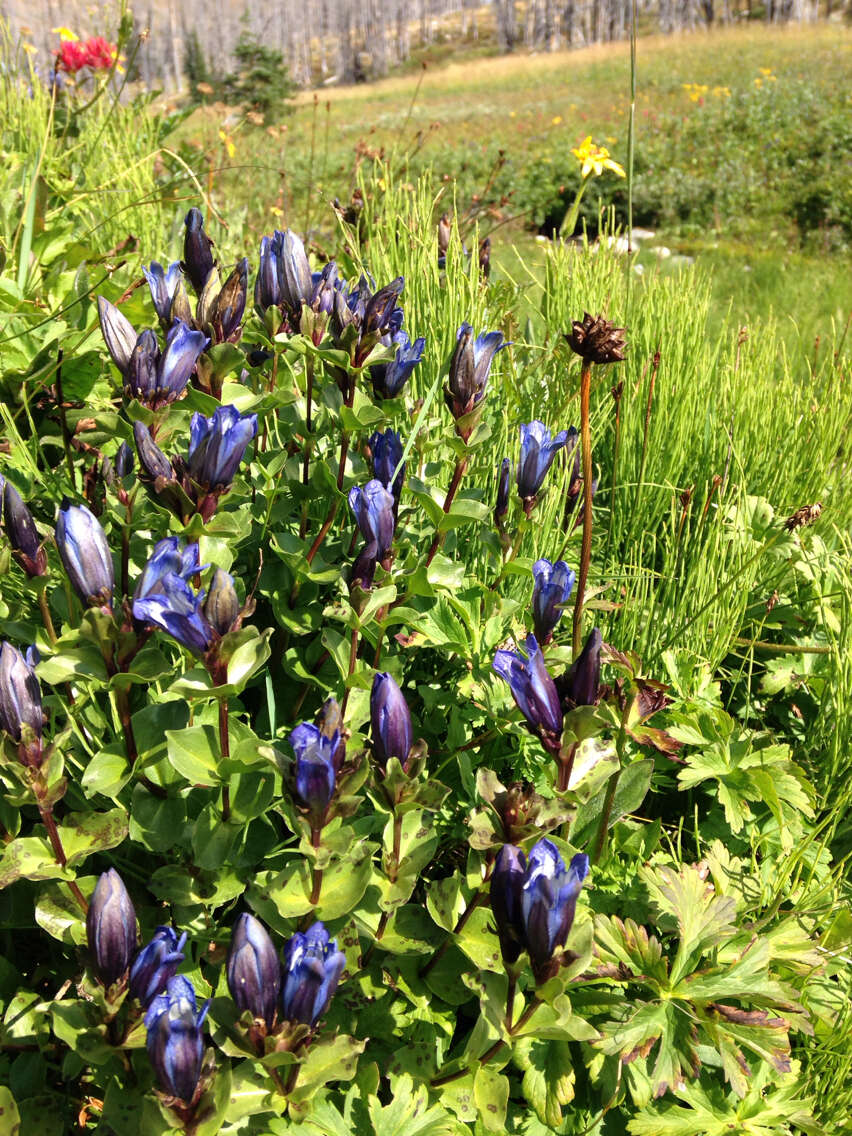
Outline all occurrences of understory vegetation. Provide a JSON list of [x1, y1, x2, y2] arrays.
[[0, 18, 851, 1136]]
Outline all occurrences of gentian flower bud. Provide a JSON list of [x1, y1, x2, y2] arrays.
[[130, 926, 188, 1007], [318, 697, 346, 772], [350, 540, 378, 593], [369, 428, 405, 509], [479, 236, 492, 279], [560, 628, 602, 708], [0, 642, 43, 763], [361, 277, 405, 337], [371, 671, 413, 770], [203, 568, 239, 636], [494, 457, 510, 525], [186, 405, 258, 491], [227, 913, 281, 1028], [490, 844, 527, 965], [445, 322, 507, 439], [213, 259, 248, 341], [183, 207, 215, 294], [87, 869, 137, 986], [125, 329, 159, 400], [56, 502, 114, 608], [521, 839, 589, 981], [114, 441, 134, 478], [532, 559, 576, 644], [145, 976, 210, 1103], [255, 234, 282, 313], [493, 634, 563, 752], [281, 922, 345, 1027], [370, 329, 425, 399], [143, 261, 184, 323], [278, 230, 312, 318], [3, 481, 46, 576], [309, 261, 340, 315], [133, 419, 175, 483], [289, 719, 338, 824], [348, 480, 395, 561], [132, 567, 215, 655], [123, 323, 207, 410], [97, 295, 138, 375], [517, 421, 570, 505]]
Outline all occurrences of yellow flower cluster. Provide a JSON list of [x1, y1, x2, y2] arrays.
[[682, 83, 731, 102], [571, 136, 625, 180]]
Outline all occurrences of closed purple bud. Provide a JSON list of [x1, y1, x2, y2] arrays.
[[369, 429, 405, 507], [114, 442, 134, 478], [215, 259, 248, 341], [348, 480, 395, 560], [281, 922, 345, 1026], [227, 914, 281, 1028], [145, 976, 209, 1103], [183, 208, 215, 294], [55, 502, 114, 608], [490, 844, 527, 965], [125, 330, 159, 402], [97, 296, 138, 375], [87, 869, 137, 986], [133, 420, 174, 483], [203, 569, 239, 636], [143, 262, 184, 323], [130, 926, 187, 1007], [370, 671, 413, 769], [255, 235, 282, 313], [0, 642, 43, 758], [289, 721, 338, 822], [495, 457, 511, 522], [279, 231, 312, 317], [3, 482, 46, 576], [561, 628, 602, 708]]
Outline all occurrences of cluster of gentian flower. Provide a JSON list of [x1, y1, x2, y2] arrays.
[[85, 868, 344, 1105], [491, 838, 590, 983]]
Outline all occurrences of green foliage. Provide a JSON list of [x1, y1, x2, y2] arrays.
[[0, 29, 851, 1136], [221, 31, 296, 116]]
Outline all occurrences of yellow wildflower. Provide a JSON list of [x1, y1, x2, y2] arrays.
[[21, 42, 37, 55], [52, 26, 79, 41], [571, 136, 625, 179], [551, 115, 563, 126], [218, 130, 236, 159]]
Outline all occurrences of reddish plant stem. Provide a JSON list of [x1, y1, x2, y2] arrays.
[[219, 699, 231, 822], [305, 501, 338, 568], [571, 361, 594, 658], [114, 687, 138, 766], [556, 741, 579, 792], [341, 626, 359, 715], [39, 805, 88, 913], [425, 456, 468, 568], [430, 997, 542, 1087]]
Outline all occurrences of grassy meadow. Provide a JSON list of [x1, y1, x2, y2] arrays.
[[1, 16, 852, 1135]]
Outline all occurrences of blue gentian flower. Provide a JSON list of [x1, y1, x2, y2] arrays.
[[227, 913, 281, 1029], [532, 559, 576, 644], [132, 547, 215, 654], [133, 420, 175, 484], [146, 975, 210, 1103], [134, 537, 202, 601], [521, 839, 589, 980], [348, 480, 396, 560], [130, 926, 187, 1007], [114, 441, 134, 478], [494, 457, 511, 524], [445, 322, 508, 437], [370, 329, 425, 398], [517, 421, 570, 503], [279, 230, 313, 317], [490, 844, 527, 965], [369, 428, 405, 507], [370, 671, 413, 769], [255, 234, 282, 312], [55, 502, 114, 608], [493, 634, 563, 748], [309, 261, 340, 315], [289, 720, 339, 822], [124, 321, 208, 408], [143, 261, 184, 323], [87, 869, 137, 986], [0, 642, 43, 757], [187, 405, 258, 490], [281, 922, 346, 1027]]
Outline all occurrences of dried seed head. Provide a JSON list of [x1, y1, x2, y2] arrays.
[[566, 312, 627, 365], [784, 502, 822, 531]]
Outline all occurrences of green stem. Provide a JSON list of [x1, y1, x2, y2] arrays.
[[299, 354, 314, 538], [219, 699, 231, 822], [559, 177, 591, 240], [309, 825, 323, 905], [55, 348, 76, 491], [572, 361, 594, 658], [38, 588, 57, 644]]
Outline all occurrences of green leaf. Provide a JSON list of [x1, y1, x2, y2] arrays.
[[571, 758, 654, 849], [0, 837, 67, 888], [514, 1038, 575, 1129], [166, 725, 222, 787], [368, 1073, 461, 1135], [0, 1087, 21, 1136], [288, 1034, 365, 1104], [473, 1065, 509, 1132], [80, 744, 131, 798], [57, 808, 129, 868], [35, 881, 86, 945]]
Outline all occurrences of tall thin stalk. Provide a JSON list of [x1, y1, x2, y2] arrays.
[[219, 699, 231, 822], [572, 361, 594, 658], [425, 456, 468, 567]]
